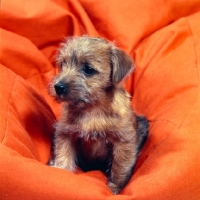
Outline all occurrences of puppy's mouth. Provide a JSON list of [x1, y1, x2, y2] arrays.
[[55, 93, 90, 108], [71, 99, 90, 108], [55, 94, 86, 102]]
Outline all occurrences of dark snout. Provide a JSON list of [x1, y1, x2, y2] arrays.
[[54, 81, 67, 95]]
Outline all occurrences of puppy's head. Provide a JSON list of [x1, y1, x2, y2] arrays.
[[49, 36, 134, 108]]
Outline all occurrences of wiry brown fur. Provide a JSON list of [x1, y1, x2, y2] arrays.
[[49, 36, 148, 194]]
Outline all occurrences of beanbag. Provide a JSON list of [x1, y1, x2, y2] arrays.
[[0, 0, 200, 199]]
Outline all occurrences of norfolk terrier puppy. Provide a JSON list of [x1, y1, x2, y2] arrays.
[[49, 36, 148, 194]]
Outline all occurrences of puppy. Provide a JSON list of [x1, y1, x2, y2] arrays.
[[49, 36, 148, 194]]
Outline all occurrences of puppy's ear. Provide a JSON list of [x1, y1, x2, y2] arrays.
[[110, 46, 134, 83]]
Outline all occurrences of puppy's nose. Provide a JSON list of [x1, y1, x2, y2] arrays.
[[54, 81, 67, 95]]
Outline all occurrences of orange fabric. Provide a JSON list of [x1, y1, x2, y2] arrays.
[[1, 0, 200, 199]]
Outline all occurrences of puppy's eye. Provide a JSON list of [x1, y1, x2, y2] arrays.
[[82, 64, 96, 76]]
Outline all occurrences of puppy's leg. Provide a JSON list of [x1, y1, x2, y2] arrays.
[[53, 134, 77, 172], [108, 139, 137, 194]]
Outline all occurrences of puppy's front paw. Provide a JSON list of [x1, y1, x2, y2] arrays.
[[49, 158, 76, 172], [55, 159, 76, 172], [107, 182, 122, 195]]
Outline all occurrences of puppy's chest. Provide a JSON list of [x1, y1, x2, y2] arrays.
[[68, 112, 117, 159], [68, 109, 120, 135]]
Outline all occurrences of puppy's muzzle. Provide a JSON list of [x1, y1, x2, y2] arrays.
[[54, 81, 67, 96]]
